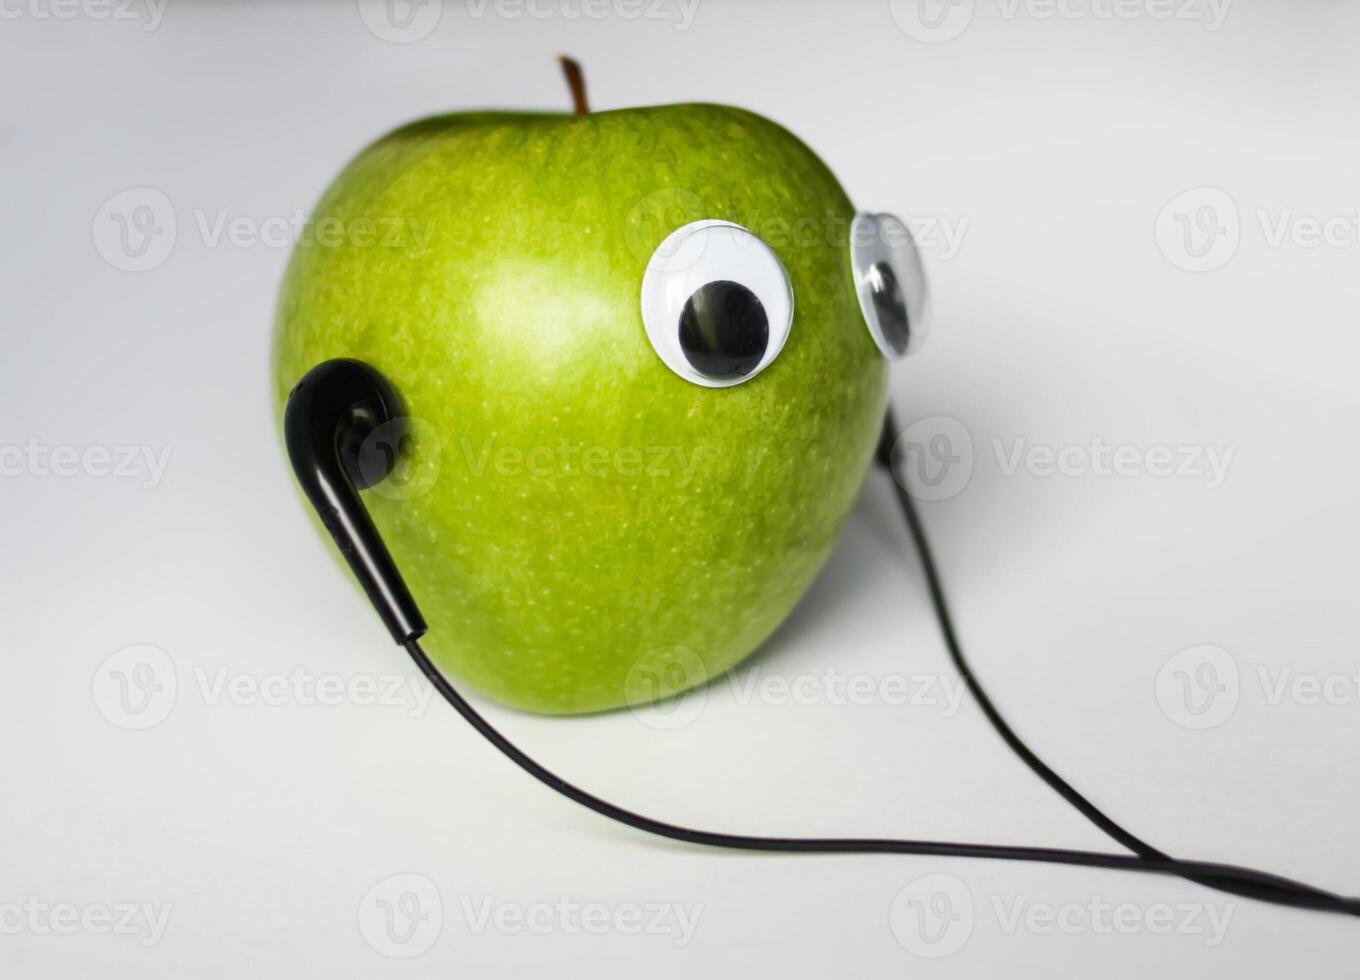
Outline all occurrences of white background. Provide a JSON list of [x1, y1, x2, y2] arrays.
[[4, 0, 1360, 974]]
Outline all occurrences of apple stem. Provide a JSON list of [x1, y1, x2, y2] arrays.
[[558, 56, 589, 115]]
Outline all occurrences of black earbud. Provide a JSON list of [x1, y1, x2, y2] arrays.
[[284, 358, 427, 644]]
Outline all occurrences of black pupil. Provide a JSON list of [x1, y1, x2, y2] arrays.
[[867, 261, 911, 355], [678, 280, 769, 380]]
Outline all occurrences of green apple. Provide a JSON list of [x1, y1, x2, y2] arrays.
[[274, 97, 908, 714]]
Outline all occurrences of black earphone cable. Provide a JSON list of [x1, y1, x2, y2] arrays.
[[402, 637, 1358, 915], [873, 408, 1351, 911], [397, 408, 1360, 917]]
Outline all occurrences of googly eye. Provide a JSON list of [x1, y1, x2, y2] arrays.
[[640, 220, 794, 388], [849, 212, 929, 359]]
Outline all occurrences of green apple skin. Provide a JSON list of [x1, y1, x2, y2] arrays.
[[273, 104, 888, 714]]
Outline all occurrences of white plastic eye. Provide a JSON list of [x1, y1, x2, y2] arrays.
[[849, 212, 929, 359], [639, 220, 794, 388]]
